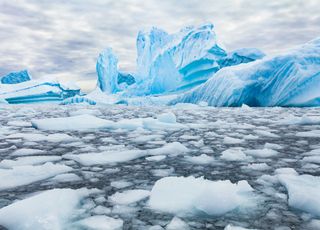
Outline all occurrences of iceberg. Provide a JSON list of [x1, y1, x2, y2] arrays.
[[174, 38, 320, 107], [0, 74, 81, 104], [96, 48, 119, 93], [96, 23, 264, 97], [0, 70, 31, 84]]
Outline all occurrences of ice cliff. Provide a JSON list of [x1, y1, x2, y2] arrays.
[[173, 38, 320, 107]]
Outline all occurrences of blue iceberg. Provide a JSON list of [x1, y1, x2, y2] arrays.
[[0, 72, 81, 104], [96, 48, 120, 93], [97, 23, 264, 96], [173, 38, 320, 107], [1, 70, 31, 84]]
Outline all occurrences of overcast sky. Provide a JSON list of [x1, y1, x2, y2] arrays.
[[0, 0, 319, 91]]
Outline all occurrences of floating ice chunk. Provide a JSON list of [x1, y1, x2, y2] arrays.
[[0, 188, 91, 230], [220, 148, 250, 161], [32, 114, 185, 131], [142, 117, 186, 131], [166, 216, 189, 230], [7, 120, 31, 127], [7, 133, 75, 143], [63, 149, 146, 166], [152, 168, 174, 177], [149, 176, 255, 216], [11, 148, 46, 156], [132, 134, 163, 143], [254, 130, 279, 138], [45, 133, 76, 143], [184, 154, 215, 165], [149, 225, 164, 230], [224, 225, 256, 230], [92, 206, 112, 215], [148, 142, 189, 156], [243, 134, 259, 140], [76, 215, 123, 230], [264, 143, 283, 150], [275, 167, 298, 176], [302, 156, 320, 164], [50, 173, 82, 183], [157, 112, 177, 123], [277, 173, 320, 217], [110, 180, 133, 189], [0, 162, 72, 190], [146, 155, 167, 162], [242, 163, 271, 171], [277, 115, 320, 125], [245, 148, 278, 158], [7, 133, 48, 142], [109, 189, 150, 205], [224, 136, 244, 144], [32, 114, 113, 131], [0, 156, 61, 168], [296, 130, 320, 138]]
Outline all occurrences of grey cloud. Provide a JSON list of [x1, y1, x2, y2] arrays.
[[0, 0, 319, 91]]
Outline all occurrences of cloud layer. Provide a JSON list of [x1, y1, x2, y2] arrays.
[[0, 0, 319, 91]]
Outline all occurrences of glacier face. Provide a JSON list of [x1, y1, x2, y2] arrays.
[[173, 38, 320, 107], [1, 70, 31, 84]]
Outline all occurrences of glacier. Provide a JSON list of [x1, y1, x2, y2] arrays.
[[173, 38, 320, 107], [0, 73, 81, 104], [0, 70, 31, 84], [96, 23, 264, 97]]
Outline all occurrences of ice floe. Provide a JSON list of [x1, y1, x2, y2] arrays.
[[0, 162, 72, 190], [149, 176, 256, 216]]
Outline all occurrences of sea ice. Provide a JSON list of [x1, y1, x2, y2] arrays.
[[184, 154, 215, 165], [0, 162, 72, 190], [149, 176, 255, 216], [76, 215, 123, 230], [278, 173, 320, 217], [109, 189, 150, 205], [0, 188, 92, 230], [220, 148, 250, 161]]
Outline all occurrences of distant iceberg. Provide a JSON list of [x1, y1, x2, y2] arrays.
[[1, 70, 31, 84], [0, 72, 81, 104], [173, 38, 320, 107]]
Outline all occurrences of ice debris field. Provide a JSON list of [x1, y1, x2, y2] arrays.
[[0, 23, 320, 230], [0, 104, 320, 229]]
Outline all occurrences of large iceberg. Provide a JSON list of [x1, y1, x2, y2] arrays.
[[0, 73, 81, 104], [173, 38, 320, 107], [96, 23, 264, 97], [0, 70, 31, 84]]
